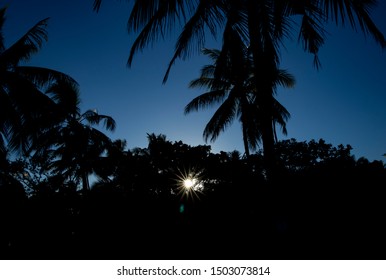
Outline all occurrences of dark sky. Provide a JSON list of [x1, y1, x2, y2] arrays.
[[6, 0, 386, 161]]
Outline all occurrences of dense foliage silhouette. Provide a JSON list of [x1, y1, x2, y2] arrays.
[[1, 133, 385, 259], [0, 6, 78, 155]]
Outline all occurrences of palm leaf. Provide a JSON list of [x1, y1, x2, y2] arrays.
[[201, 48, 221, 61], [15, 66, 78, 90], [189, 76, 231, 90], [223, 0, 249, 43], [203, 96, 238, 142], [93, 0, 103, 12], [198, 65, 216, 79], [128, 0, 187, 32], [127, 0, 187, 66], [162, 0, 225, 83], [298, 13, 326, 69], [82, 110, 116, 132], [100, 115, 116, 132], [330, 0, 386, 47], [184, 89, 227, 114], [0, 6, 7, 52], [272, 98, 291, 136], [0, 18, 49, 67], [275, 69, 296, 89], [45, 79, 81, 118], [4, 72, 57, 153]]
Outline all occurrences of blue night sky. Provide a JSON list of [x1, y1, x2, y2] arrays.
[[5, 0, 386, 162]]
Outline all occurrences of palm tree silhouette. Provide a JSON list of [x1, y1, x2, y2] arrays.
[[93, 0, 385, 180], [185, 29, 293, 158], [0, 6, 78, 155], [33, 80, 116, 194]]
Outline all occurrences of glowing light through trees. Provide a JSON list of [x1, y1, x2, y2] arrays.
[[175, 167, 204, 200], [183, 178, 196, 189]]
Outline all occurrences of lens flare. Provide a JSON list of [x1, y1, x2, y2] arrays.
[[184, 178, 197, 189], [174, 167, 204, 200]]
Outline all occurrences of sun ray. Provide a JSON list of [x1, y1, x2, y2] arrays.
[[173, 166, 205, 201]]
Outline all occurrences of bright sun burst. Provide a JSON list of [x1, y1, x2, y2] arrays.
[[183, 178, 196, 189], [174, 167, 204, 200]]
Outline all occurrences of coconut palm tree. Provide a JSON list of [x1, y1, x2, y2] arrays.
[[32, 79, 116, 194], [185, 28, 293, 158], [0, 6, 78, 155], [93, 0, 385, 179]]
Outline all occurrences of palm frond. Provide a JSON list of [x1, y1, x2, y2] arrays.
[[93, 0, 103, 12], [322, 0, 386, 48], [30, 125, 62, 157], [203, 97, 238, 142], [272, 98, 291, 135], [271, 1, 294, 43], [15, 66, 79, 90], [127, 0, 186, 66], [82, 110, 116, 132], [4, 71, 56, 113], [298, 13, 326, 69], [223, 0, 249, 43], [0, 86, 13, 128], [0, 6, 7, 52], [184, 89, 227, 114], [199, 64, 216, 78], [189, 76, 232, 90], [275, 69, 296, 89], [201, 48, 221, 61], [129, 0, 187, 32], [0, 18, 49, 66], [45, 78, 81, 118], [88, 126, 113, 146], [0, 132, 6, 157], [162, 0, 225, 83], [4, 72, 59, 153], [100, 115, 116, 132], [188, 77, 215, 89]]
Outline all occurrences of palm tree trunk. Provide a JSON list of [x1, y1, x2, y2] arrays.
[[242, 125, 251, 160], [247, 0, 277, 182], [81, 172, 90, 195], [273, 121, 278, 144]]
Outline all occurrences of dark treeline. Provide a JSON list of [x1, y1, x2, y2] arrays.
[[1, 134, 385, 259]]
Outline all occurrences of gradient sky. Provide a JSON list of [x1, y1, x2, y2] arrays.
[[5, 0, 386, 162]]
